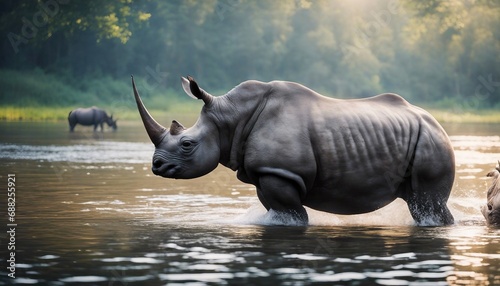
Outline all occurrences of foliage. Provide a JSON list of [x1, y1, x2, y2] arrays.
[[0, 68, 119, 106], [0, 69, 201, 121], [1, 0, 149, 45], [0, 0, 498, 109]]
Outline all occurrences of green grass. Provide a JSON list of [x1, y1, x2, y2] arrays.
[[428, 109, 500, 123], [2, 105, 500, 123], [0, 105, 201, 122], [0, 106, 70, 121]]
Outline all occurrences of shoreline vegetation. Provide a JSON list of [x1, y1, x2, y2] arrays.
[[0, 105, 201, 122], [1, 69, 499, 123], [1, 105, 500, 124]]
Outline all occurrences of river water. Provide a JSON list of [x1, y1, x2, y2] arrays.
[[0, 120, 499, 285]]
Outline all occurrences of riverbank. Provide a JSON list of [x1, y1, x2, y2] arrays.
[[0, 104, 202, 122], [1, 105, 500, 123], [428, 109, 500, 123]]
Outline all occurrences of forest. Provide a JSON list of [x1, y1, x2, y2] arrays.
[[0, 0, 499, 116]]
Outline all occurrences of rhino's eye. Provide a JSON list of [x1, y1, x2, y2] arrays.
[[181, 141, 193, 148], [488, 204, 493, 211]]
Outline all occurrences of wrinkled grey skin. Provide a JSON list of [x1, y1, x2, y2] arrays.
[[68, 107, 117, 132], [481, 161, 500, 227], [132, 76, 455, 226]]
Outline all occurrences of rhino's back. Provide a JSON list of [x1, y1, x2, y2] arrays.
[[244, 84, 449, 214], [71, 107, 102, 125]]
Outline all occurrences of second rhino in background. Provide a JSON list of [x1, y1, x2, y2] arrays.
[[68, 107, 117, 132]]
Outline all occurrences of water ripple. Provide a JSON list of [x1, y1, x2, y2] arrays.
[[0, 141, 153, 163]]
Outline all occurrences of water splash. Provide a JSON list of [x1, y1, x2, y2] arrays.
[[232, 198, 486, 227], [233, 200, 414, 226]]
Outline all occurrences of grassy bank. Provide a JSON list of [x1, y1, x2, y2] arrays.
[[1, 106, 72, 121], [429, 109, 500, 123], [2, 105, 500, 123], [0, 105, 201, 122]]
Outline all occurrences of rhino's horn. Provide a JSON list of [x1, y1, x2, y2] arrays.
[[497, 160, 500, 172], [170, 120, 186, 135], [131, 75, 166, 146]]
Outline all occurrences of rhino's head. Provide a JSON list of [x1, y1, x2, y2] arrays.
[[132, 76, 220, 179], [107, 115, 118, 131], [482, 161, 500, 227]]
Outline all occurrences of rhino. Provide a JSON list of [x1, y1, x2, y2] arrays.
[[68, 107, 117, 132], [481, 161, 500, 227], [131, 75, 455, 226]]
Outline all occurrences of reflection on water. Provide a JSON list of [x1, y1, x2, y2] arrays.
[[0, 142, 153, 163], [0, 121, 499, 285]]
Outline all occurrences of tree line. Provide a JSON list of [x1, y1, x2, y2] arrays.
[[0, 0, 498, 108]]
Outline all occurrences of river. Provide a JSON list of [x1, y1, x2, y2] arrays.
[[0, 120, 499, 285]]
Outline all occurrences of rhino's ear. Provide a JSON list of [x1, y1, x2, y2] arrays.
[[181, 76, 213, 105], [169, 120, 186, 136], [181, 77, 198, 100]]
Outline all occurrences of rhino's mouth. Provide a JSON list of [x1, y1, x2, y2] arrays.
[[152, 162, 181, 178]]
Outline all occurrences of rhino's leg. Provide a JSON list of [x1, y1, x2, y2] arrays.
[[68, 116, 75, 132], [256, 188, 270, 210], [258, 174, 308, 226], [405, 134, 455, 226], [406, 191, 454, 226], [406, 193, 454, 226]]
